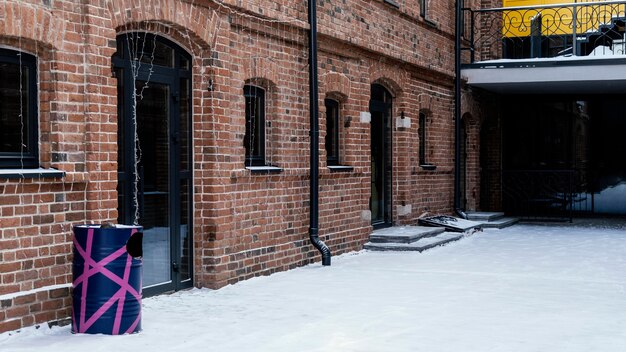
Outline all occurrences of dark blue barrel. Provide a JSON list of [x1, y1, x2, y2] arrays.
[[72, 224, 143, 335]]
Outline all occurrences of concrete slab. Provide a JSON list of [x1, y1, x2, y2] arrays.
[[419, 216, 483, 232], [369, 226, 445, 244], [480, 217, 520, 229], [364, 233, 463, 252], [466, 212, 505, 221]]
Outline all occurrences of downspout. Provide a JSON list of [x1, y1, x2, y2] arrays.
[[454, 0, 467, 220], [308, 0, 331, 266]]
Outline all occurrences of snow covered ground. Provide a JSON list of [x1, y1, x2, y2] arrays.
[[3, 220, 626, 352]]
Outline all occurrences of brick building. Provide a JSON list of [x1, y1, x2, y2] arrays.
[[0, 0, 481, 332]]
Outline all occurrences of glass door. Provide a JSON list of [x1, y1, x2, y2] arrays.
[[114, 33, 193, 296], [370, 84, 393, 228]]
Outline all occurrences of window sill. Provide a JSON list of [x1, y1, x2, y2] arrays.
[[327, 165, 354, 172], [383, 0, 400, 9], [423, 18, 439, 28], [245, 166, 283, 174], [0, 168, 66, 179], [419, 164, 437, 171]]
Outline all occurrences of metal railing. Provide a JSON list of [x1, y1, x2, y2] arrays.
[[502, 170, 576, 222], [462, 0, 626, 63]]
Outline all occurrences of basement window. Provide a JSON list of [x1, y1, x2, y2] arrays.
[[0, 48, 38, 169]]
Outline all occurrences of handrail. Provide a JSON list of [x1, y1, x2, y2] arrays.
[[473, 0, 626, 13], [461, 0, 626, 62]]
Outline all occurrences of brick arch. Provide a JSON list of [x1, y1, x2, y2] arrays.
[[240, 57, 281, 92], [418, 94, 434, 112], [462, 111, 479, 125], [322, 72, 351, 98], [106, 0, 222, 51], [0, 1, 65, 51], [461, 90, 485, 125], [369, 63, 407, 97]]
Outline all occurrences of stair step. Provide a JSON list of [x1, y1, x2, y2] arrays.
[[364, 233, 463, 252], [465, 212, 505, 221], [418, 216, 483, 232], [478, 217, 520, 229], [370, 226, 445, 244]]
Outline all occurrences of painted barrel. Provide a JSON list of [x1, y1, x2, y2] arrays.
[[72, 224, 143, 335]]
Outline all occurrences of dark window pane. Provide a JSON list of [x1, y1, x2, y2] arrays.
[[121, 33, 175, 68], [180, 78, 190, 171], [0, 49, 37, 168], [179, 178, 191, 281], [419, 112, 426, 164], [244, 85, 265, 166], [0, 63, 29, 153], [117, 69, 125, 171], [180, 56, 190, 70], [325, 99, 339, 165]]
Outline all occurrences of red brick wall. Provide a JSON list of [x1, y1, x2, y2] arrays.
[[0, 0, 469, 332]]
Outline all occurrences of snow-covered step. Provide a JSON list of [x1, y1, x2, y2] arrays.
[[418, 216, 482, 232], [369, 226, 445, 244], [364, 233, 463, 252], [465, 212, 505, 222], [479, 217, 520, 229]]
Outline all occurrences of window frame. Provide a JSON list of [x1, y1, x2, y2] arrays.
[[324, 98, 340, 166], [420, 0, 428, 18], [243, 84, 266, 167], [419, 111, 427, 165], [0, 48, 38, 169]]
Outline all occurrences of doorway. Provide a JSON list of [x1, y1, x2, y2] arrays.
[[460, 116, 468, 210], [370, 84, 393, 228], [114, 33, 193, 296]]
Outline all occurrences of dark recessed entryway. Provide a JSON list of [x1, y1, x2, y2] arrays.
[[370, 84, 393, 229]]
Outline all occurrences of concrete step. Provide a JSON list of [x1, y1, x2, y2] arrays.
[[364, 233, 463, 252], [369, 226, 445, 244], [465, 212, 505, 222], [418, 216, 483, 232], [479, 217, 520, 229]]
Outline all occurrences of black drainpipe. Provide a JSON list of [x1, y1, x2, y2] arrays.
[[308, 0, 331, 266], [454, 0, 467, 220]]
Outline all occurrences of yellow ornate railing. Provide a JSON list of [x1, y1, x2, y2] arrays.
[[462, 0, 626, 61]]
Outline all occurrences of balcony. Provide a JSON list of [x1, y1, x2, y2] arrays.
[[460, 1, 626, 93]]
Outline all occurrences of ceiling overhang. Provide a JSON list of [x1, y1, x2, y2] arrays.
[[461, 57, 626, 94]]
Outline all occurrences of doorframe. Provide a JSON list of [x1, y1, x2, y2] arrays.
[[369, 84, 394, 229], [113, 32, 194, 296]]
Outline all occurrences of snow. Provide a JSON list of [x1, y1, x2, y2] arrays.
[[594, 182, 626, 214], [3, 221, 626, 352], [0, 284, 72, 301]]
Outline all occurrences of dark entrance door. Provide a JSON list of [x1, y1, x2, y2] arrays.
[[460, 117, 468, 210], [370, 84, 393, 228], [114, 33, 193, 296]]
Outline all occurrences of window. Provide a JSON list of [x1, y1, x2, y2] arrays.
[[419, 111, 427, 165], [420, 0, 428, 18], [383, 0, 400, 9], [0, 48, 38, 168], [243, 85, 266, 166], [325, 99, 340, 165]]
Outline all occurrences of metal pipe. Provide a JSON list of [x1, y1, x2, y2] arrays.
[[308, 0, 331, 266], [454, 0, 466, 219]]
